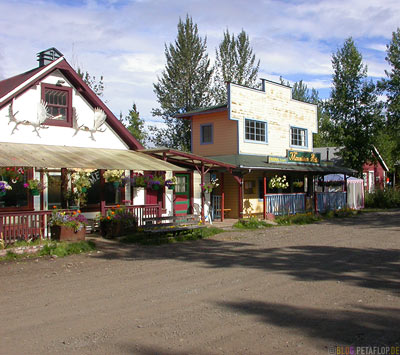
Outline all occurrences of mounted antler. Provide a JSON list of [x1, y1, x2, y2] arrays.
[[72, 107, 106, 141], [7, 100, 49, 137]]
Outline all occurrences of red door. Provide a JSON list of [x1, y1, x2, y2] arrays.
[[174, 173, 191, 215]]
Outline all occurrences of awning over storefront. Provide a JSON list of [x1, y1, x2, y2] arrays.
[[208, 154, 357, 175], [0, 142, 185, 171]]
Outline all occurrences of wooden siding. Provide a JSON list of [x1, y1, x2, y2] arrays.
[[223, 173, 239, 219], [243, 171, 264, 216], [191, 112, 237, 156], [230, 82, 317, 157]]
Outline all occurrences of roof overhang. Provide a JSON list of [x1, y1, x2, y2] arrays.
[[175, 105, 228, 119], [140, 148, 236, 170], [0, 143, 185, 171]]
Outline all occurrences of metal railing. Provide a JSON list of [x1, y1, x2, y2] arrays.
[[316, 192, 347, 213], [211, 195, 222, 220], [265, 193, 306, 216]]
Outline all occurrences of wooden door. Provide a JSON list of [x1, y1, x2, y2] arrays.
[[174, 173, 190, 215]]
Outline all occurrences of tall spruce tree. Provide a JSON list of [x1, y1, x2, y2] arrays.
[[150, 15, 213, 151], [213, 29, 260, 104], [327, 38, 383, 173], [280, 78, 335, 147], [379, 28, 400, 160], [77, 68, 104, 97], [120, 103, 148, 146]]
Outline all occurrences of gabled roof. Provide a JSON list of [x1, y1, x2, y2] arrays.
[[0, 66, 46, 99], [314, 146, 389, 172], [0, 56, 143, 151]]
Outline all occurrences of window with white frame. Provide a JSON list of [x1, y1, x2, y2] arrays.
[[290, 127, 307, 147], [245, 119, 267, 143]]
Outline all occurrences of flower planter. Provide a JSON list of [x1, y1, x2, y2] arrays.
[[81, 187, 87, 193], [31, 189, 40, 196], [113, 181, 120, 188], [0, 191, 6, 197], [51, 225, 86, 242], [167, 185, 175, 190], [152, 184, 160, 190]]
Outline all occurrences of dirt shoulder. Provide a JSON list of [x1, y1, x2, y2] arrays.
[[0, 211, 399, 355]]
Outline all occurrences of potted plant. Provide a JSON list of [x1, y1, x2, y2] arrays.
[[0, 180, 12, 197], [104, 170, 124, 188], [0, 167, 24, 183], [24, 179, 46, 196], [132, 173, 147, 188], [293, 180, 304, 188], [70, 169, 93, 207], [202, 178, 219, 193], [268, 175, 289, 190], [49, 208, 88, 241], [148, 175, 165, 190], [165, 176, 177, 190], [99, 205, 138, 239]]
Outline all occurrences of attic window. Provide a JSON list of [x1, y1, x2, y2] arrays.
[[42, 83, 72, 127]]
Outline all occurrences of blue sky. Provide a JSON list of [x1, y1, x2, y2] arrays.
[[1, 0, 399, 129]]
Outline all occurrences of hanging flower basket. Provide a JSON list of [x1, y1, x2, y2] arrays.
[[152, 183, 160, 190], [168, 185, 175, 190], [113, 181, 120, 188], [0, 180, 13, 196], [81, 187, 87, 193], [24, 179, 46, 195]]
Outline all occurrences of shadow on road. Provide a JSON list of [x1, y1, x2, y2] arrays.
[[93, 240, 400, 295], [217, 300, 400, 346], [321, 210, 400, 231]]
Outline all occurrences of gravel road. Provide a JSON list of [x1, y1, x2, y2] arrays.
[[1, 210, 399, 355]]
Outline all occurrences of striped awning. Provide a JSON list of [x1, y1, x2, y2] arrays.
[[0, 142, 186, 171]]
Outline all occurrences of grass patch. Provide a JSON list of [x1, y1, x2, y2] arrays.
[[276, 213, 322, 225], [233, 217, 273, 229], [121, 226, 224, 245], [0, 240, 96, 262]]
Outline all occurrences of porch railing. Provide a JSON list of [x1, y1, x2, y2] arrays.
[[265, 193, 306, 216], [316, 192, 347, 213], [211, 195, 222, 220], [0, 209, 72, 245], [102, 203, 162, 226]]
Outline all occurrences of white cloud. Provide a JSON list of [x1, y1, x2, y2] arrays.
[[1, 0, 398, 125]]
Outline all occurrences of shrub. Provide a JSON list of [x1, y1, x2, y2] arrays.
[[233, 217, 272, 229], [364, 189, 400, 209], [276, 213, 321, 225]]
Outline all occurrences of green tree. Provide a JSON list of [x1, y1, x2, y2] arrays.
[[326, 38, 383, 173], [213, 29, 260, 104], [120, 103, 148, 146], [280, 78, 335, 147], [150, 15, 213, 151], [77, 68, 104, 97], [379, 28, 400, 161]]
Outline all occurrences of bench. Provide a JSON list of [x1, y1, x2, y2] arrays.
[[141, 214, 205, 236]]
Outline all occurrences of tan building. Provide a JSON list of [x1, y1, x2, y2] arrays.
[[177, 80, 354, 219]]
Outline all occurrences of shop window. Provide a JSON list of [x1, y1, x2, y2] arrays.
[[41, 83, 72, 127], [86, 170, 102, 205], [244, 180, 255, 194], [0, 168, 30, 210], [245, 119, 267, 143], [290, 127, 308, 147]]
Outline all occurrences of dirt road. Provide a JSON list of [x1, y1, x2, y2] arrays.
[[1, 211, 399, 355]]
